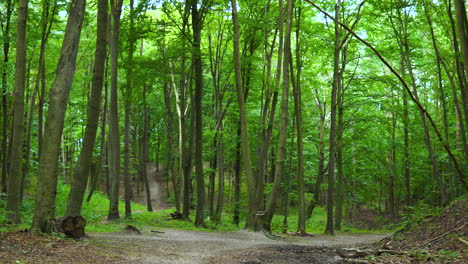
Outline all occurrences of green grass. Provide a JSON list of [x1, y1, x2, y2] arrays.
[[1, 184, 394, 235]]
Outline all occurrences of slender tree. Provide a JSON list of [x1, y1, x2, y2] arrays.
[[107, 0, 124, 221], [1, 0, 12, 194], [263, 0, 293, 233], [191, 0, 206, 227]]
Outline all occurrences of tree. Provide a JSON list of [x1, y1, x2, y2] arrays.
[[6, 0, 28, 224], [263, 0, 294, 233], [32, 0, 87, 233], [231, 0, 257, 231], [65, 0, 108, 217], [0, 0, 12, 195], [107, 0, 124, 221], [191, 0, 206, 228]]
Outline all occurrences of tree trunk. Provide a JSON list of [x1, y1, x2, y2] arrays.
[[291, 3, 305, 235], [123, 0, 137, 219], [191, 0, 206, 227], [6, 0, 28, 224], [107, 0, 123, 221], [325, 1, 341, 236], [454, 0, 468, 127], [1, 0, 12, 194], [142, 84, 153, 212], [231, 0, 258, 230], [66, 0, 107, 217], [163, 79, 179, 211], [263, 0, 293, 233], [32, 0, 86, 233]]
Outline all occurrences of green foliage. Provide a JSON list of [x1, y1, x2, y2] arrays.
[[400, 201, 442, 229]]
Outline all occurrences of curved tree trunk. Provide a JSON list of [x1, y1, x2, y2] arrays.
[[66, 0, 107, 217], [32, 0, 86, 233]]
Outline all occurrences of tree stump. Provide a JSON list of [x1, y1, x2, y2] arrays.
[[169, 211, 182, 220], [60, 216, 87, 238]]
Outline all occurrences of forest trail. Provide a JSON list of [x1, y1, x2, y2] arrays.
[[92, 228, 390, 264], [133, 163, 173, 210]]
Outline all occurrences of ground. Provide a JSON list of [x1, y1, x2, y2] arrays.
[[0, 228, 389, 264]]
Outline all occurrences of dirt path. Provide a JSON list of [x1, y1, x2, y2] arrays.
[[133, 163, 172, 210], [92, 228, 390, 264]]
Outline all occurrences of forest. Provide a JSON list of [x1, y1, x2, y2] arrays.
[[0, 0, 467, 261]]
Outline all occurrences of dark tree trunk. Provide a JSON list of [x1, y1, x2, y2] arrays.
[[191, 0, 206, 227], [325, 1, 341, 236], [1, 0, 12, 195]]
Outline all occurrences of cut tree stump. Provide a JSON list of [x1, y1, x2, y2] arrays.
[[122, 225, 142, 235], [50, 216, 87, 238], [169, 211, 182, 220]]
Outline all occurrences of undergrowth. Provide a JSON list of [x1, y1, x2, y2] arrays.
[[1, 183, 395, 235]]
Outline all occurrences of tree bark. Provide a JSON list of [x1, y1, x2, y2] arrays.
[[32, 0, 86, 233]]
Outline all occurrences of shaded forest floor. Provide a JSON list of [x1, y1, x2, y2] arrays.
[[1, 195, 467, 264], [0, 228, 389, 264]]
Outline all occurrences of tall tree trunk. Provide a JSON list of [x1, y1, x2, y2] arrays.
[[335, 84, 344, 230], [1, 0, 12, 194], [123, 0, 136, 219], [32, 0, 86, 233], [291, 3, 305, 235], [325, 1, 341, 236], [142, 84, 153, 212], [214, 135, 225, 222], [191, 0, 206, 227], [263, 0, 293, 233], [447, 0, 468, 140], [6, 0, 28, 224], [107, 0, 123, 221], [231, 0, 258, 230], [65, 0, 107, 217], [454, 0, 468, 127]]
